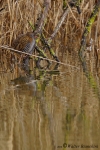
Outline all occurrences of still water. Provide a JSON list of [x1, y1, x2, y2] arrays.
[[0, 51, 100, 150]]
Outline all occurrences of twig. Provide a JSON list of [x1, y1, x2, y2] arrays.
[[40, 7, 69, 61], [0, 7, 5, 12], [34, 0, 50, 35], [48, 7, 69, 41], [28, 6, 69, 62], [0, 45, 79, 69], [27, 0, 51, 63], [41, 33, 59, 61]]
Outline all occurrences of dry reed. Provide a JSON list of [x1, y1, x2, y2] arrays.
[[0, 0, 100, 64]]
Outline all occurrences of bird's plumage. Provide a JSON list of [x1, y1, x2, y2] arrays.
[[12, 32, 35, 54]]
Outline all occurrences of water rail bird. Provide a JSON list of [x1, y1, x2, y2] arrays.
[[11, 32, 36, 64], [12, 32, 35, 54]]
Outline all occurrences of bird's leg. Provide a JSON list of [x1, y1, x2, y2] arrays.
[[35, 57, 42, 68], [23, 55, 30, 66]]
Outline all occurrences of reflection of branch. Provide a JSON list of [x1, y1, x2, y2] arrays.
[[11, 63, 60, 91]]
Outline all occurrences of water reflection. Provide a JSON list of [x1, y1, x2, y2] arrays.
[[0, 53, 100, 150], [10, 63, 60, 100]]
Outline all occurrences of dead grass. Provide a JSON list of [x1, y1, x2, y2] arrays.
[[0, 0, 100, 57]]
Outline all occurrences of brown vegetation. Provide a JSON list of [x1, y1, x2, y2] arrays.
[[0, 0, 100, 64], [0, 2, 100, 149]]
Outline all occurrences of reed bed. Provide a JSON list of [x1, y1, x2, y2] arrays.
[[0, 0, 100, 63], [0, 2, 100, 148]]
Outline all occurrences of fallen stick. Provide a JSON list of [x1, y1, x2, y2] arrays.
[[0, 45, 79, 69]]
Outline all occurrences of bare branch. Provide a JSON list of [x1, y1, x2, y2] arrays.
[[34, 0, 50, 35], [48, 7, 69, 41], [0, 45, 79, 69]]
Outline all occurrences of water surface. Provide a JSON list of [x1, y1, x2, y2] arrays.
[[0, 51, 100, 150]]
